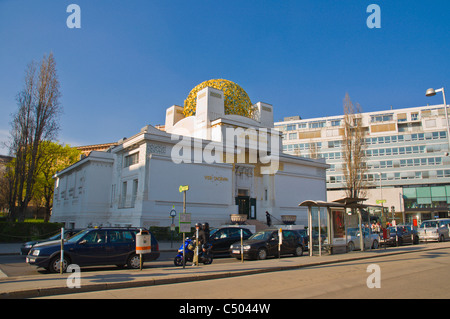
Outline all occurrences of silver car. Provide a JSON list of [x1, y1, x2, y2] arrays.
[[346, 227, 380, 251], [418, 219, 450, 242]]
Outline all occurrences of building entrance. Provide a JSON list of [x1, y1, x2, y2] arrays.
[[235, 196, 257, 220]]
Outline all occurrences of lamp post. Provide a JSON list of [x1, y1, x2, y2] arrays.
[[426, 87, 450, 152], [377, 172, 384, 226]]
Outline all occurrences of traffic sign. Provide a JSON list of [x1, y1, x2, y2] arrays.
[[179, 185, 189, 192], [376, 199, 386, 204], [179, 213, 191, 233]]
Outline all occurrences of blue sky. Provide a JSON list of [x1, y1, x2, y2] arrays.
[[0, 0, 449, 155]]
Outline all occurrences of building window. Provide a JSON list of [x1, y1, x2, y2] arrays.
[[131, 179, 138, 208], [371, 114, 393, 123], [331, 120, 341, 126], [286, 124, 297, 131], [120, 181, 127, 208], [124, 152, 139, 167], [309, 121, 326, 129]]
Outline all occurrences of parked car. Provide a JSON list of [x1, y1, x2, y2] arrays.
[[229, 229, 305, 260], [208, 227, 253, 256], [21, 229, 82, 255], [346, 227, 380, 251], [417, 219, 450, 242], [293, 229, 309, 250], [384, 225, 419, 246], [26, 227, 160, 273]]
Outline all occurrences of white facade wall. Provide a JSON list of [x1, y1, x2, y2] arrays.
[[51, 86, 328, 229]]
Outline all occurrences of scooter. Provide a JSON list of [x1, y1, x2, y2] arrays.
[[174, 238, 213, 266]]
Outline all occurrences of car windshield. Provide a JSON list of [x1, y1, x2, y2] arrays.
[[66, 229, 90, 243], [248, 231, 273, 240], [420, 221, 438, 228], [47, 232, 62, 240], [209, 229, 218, 238]]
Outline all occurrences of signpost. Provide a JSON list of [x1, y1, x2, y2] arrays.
[[170, 206, 177, 248], [179, 185, 190, 269]]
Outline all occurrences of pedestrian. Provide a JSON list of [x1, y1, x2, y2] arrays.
[[192, 223, 202, 266], [266, 211, 272, 227], [202, 223, 210, 257], [192, 223, 207, 266]]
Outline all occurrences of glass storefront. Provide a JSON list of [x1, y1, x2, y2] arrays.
[[404, 186, 450, 210], [404, 185, 450, 224]]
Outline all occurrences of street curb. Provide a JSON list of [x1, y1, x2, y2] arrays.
[[1, 244, 448, 299]]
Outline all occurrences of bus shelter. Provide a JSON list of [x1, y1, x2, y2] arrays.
[[299, 198, 380, 256]]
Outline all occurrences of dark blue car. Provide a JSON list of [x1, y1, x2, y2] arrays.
[[26, 227, 160, 273]]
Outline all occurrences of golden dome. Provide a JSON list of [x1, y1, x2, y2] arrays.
[[183, 79, 254, 118]]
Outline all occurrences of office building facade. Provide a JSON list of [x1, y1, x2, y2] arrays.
[[275, 104, 450, 224]]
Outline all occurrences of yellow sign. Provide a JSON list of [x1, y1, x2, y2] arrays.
[[179, 185, 189, 192]]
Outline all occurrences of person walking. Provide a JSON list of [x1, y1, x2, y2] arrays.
[[266, 211, 272, 227], [192, 223, 206, 266]]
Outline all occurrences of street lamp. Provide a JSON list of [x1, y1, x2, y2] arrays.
[[426, 87, 450, 153]]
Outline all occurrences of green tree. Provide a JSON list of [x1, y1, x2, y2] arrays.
[[8, 53, 62, 221], [32, 142, 81, 222]]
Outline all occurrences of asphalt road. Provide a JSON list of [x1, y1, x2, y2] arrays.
[[41, 247, 450, 299]]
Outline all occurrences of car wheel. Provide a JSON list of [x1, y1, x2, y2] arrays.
[[257, 248, 267, 260], [372, 240, 379, 249], [127, 254, 141, 269], [347, 241, 355, 252], [293, 245, 303, 257], [203, 255, 213, 265], [48, 255, 70, 273]]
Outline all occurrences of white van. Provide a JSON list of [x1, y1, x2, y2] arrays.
[[418, 218, 450, 242]]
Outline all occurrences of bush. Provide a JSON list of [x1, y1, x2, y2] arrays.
[[148, 226, 195, 241], [0, 222, 64, 243]]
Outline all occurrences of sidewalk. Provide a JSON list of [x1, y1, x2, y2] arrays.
[[1, 241, 449, 299]]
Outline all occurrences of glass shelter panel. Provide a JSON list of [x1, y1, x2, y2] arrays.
[[310, 207, 329, 255]]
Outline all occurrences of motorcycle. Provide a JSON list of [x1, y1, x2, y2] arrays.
[[174, 237, 213, 266]]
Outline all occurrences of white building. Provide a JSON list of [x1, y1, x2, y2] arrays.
[[51, 80, 328, 229]]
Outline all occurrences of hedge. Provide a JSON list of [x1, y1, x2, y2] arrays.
[[0, 222, 64, 243]]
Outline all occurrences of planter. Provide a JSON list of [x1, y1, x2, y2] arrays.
[[230, 214, 247, 225], [281, 215, 297, 225]]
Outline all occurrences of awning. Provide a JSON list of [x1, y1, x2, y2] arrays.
[[298, 200, 346, 208]]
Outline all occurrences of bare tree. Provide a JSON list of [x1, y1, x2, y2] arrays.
[[342, 93, 368, 199], [8, 53, 62, 221]]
